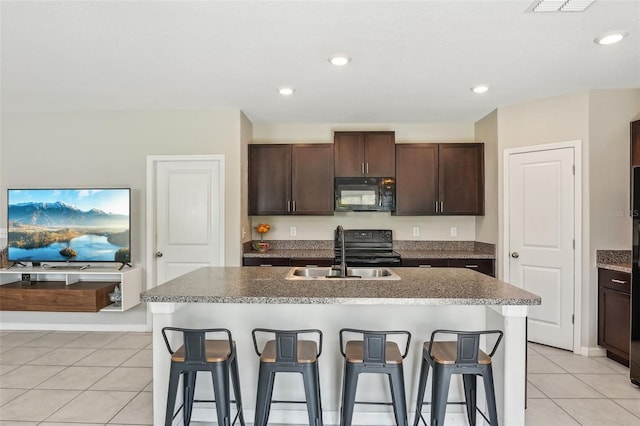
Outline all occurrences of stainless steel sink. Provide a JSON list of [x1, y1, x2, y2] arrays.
[[286, 267, 401, 280]]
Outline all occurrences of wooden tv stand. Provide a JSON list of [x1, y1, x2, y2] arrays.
[[0, 266, 141, 312]]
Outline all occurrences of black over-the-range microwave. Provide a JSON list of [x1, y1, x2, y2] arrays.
[[334, 177, 396, 212]]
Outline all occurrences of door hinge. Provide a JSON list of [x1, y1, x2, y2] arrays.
[[572, 165, 575, 175], [572, 314, 575, 324], [573, 239, 575, 250]]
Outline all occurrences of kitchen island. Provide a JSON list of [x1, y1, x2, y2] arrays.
[[141, 266, 540, 425]]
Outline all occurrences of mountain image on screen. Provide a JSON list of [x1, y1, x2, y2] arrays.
[[7, 189, 131, 263]]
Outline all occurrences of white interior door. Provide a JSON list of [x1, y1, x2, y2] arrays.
[[507, 147, 575, 350], [149, 156, 225, 286]]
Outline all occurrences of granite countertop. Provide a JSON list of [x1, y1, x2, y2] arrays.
[[596, 250, 632, 273], [140, 266, 540, 306]]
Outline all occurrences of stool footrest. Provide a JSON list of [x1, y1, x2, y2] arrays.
[[270, 399, 313, 405], [353, 401, 396, 407]]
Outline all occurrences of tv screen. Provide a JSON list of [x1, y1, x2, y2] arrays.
[[7, 188, 131, 264]]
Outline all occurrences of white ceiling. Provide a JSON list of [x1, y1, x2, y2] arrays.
[[1, 0, 638, 123]]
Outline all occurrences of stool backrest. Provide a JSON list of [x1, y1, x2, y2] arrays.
[[161, 327, 233, 365], [339, 328, 412, 364], [428, 329, 503, 365], [252, 328, 323, 365]]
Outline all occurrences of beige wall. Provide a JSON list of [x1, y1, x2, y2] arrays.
[[494, 89, 640, 352], [0, 109, 246, 272], [250, 121, 481, 241], [240, 113, 252, 244], [474, 109, 499, 270]]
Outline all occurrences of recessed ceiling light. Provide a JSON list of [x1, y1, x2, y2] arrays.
[[471, 85, 489, 94], [594, 32, 628, 45], [328, 55, 351, 66], [278, 87, 295, 96]]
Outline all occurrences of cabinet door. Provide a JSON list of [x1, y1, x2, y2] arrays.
[[243, 257, 290, 266], [438, 143, 484, 215], [364, 132, 396, 177], [291, 144, 334, 215], [334, 132, 365, 177], [598, 268, 631, 362], [394, 144, 438, 215], [249, 145, 291, 215], [632, 120, 640, 167]]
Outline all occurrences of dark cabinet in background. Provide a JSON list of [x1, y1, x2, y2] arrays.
[[334, 131, 395, 177], [631, 120, 640, 166], [598, 268, 630, 365], [401, 258, 494, 277], [249, 144, 334, 215], [395, 143, 484, 215]]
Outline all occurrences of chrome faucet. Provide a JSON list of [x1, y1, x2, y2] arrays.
[[336, 225, 348, 278]]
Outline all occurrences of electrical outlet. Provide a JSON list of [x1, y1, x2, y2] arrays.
[[412, 227, 420, 237], [242, 227, 246, 239], [289, 226, 297, 237], [0, 228, 7, 239], [450, 227, 457, 237]]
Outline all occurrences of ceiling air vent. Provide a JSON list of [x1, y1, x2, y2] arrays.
[[527, 0, 596, 12]]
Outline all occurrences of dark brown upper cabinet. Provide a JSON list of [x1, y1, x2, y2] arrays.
[[334, 131, 396, 177], [631, 120, 640, 167], [394, 143, 484, 216], [249, 144, 334, 215]]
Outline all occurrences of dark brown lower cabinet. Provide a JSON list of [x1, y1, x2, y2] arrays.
[[243, 257, 291, 267], [598, 268, 631, 366], [401, 258, 495, 277]]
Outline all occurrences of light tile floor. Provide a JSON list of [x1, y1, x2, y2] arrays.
[[0, 330, 639, 425]]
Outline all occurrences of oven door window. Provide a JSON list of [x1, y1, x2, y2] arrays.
[[339, 189, 377, 208]]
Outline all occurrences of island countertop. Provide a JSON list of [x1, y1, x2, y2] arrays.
[[140, 266, 540, 306]]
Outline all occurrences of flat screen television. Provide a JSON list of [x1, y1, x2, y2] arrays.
[[7, 188, 131, 265]]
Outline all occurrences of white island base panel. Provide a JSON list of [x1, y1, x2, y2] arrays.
[[150, 302, 527, 426]]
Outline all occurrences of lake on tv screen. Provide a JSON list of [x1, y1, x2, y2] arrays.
[[9, 234, 126, 262]]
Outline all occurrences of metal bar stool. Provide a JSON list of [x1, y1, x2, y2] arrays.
[[413, 329, 503, 426], [338, 328, 412, 426], [161, 327, 245, 426], [251, 328, 324, 426]]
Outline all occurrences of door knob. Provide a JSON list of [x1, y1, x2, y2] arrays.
[[511, 252, 519, 258], [156, 251, 163, 258]]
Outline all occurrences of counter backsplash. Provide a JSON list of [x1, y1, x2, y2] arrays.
[[596, 249, 631, 264], [244, 240, 495, 253]]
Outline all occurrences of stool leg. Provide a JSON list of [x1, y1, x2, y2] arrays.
[[183, 370, 197, 425], [430, 366, 452, 426], [254, 363, 275, 426], [462, 374, 477, 426], [482, 366, 499, 426], [230, 355, 246, 426], [413, 357, 430, 426], [302, 363, 323, 426], [165, 364, 181, 426], [388, 367, 408, 426], [341, 363, 359, 426], [212, 364, 231, 426]]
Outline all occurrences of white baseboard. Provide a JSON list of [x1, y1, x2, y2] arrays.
[[580, 346, 607, 357], [0, 322, 149, 332]]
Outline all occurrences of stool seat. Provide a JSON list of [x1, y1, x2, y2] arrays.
[[345, 340, 403, 364], [427, 341, 492, 365], [252, 328, 323, 426], [171, 340, 232, 363], [339, 328, 411, 426], [162, 327, 245, 426], [260, 340, 318, 363], [413, 329, 503, 426]]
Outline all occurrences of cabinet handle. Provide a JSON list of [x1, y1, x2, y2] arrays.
[[435, 201, 439, 213], [259, 264, 273, 267], [440, 201, 444, 213], [465, 265, 479, 268], [293, 200, 296, 212], [418, 265, 432, 268], [287, 201, 291, 212], [611, 279, 627, 284], [366, 163, 369, 174], [361, 162, 365, 174]]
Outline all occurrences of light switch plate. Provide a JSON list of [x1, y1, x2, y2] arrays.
[[412, 227, 420, 237], [290, 227, 297, 237], [0, 228, 7, 239], [450, 227, 457, 237]]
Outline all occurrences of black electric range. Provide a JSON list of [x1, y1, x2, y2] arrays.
[[334, 229, 401, 267]]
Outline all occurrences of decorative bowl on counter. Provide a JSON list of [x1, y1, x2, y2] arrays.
[[252, 241, 271, 252]]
